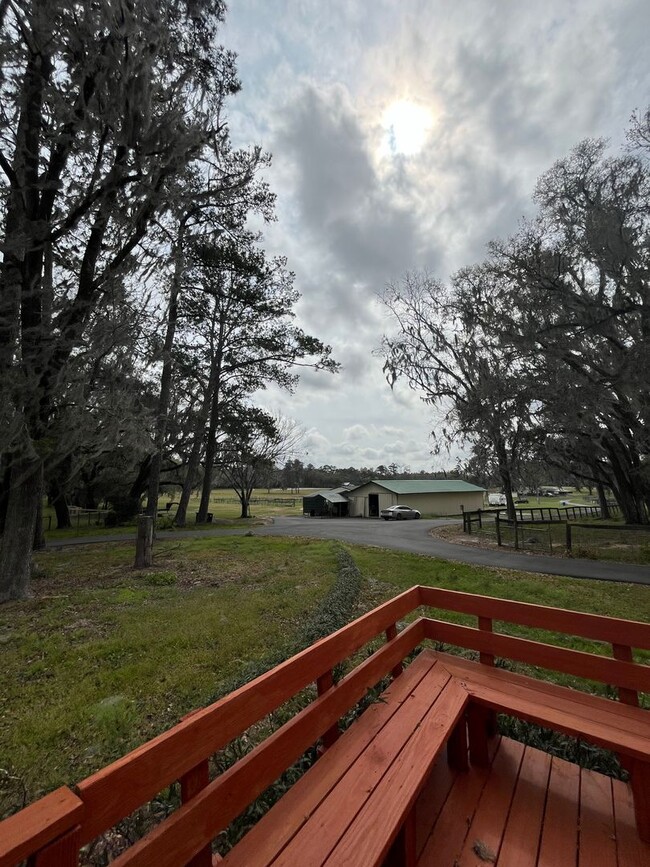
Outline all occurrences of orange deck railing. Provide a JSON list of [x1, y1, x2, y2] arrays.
[[1, 586, 649, 866]]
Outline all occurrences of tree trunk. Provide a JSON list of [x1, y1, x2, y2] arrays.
[[240, 496, 249, 518], [146, 223, 185, 518], [175, 433, 203, 527], [51, 484, 72, 529], [175, 350, 222, 527], [197, 328, 224, 523], [33, 492, 46, 551], [596, 482, 610, 520], [0, 453, 42, 602]]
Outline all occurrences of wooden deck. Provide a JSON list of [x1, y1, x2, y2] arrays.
[[1, 585, 648, 867], [414, 736, 650, 867]]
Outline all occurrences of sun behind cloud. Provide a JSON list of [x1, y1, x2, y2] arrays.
[[381, 99, 434, 156]]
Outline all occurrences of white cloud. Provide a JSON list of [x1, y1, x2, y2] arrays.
[[223, 0, 650, 470]]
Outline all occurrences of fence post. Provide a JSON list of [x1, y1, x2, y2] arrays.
[[565, 522, 572, 552], [495, 511, 501, 546], [134, 515, 153, 568]]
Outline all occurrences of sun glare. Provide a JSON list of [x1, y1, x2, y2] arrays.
[[381, 100, 433, 156]]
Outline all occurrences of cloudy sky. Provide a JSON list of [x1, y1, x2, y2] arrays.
[[221, 0, 650, 472]]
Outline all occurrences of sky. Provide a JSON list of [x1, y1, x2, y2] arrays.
[[220, 0, 650, 472]]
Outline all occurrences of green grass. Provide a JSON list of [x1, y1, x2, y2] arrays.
[[1, 535, 648, 821], [0, 536, 339, 811]]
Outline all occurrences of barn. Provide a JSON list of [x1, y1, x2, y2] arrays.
[[302, 487, 350, 517], [345, 479, 485, 518]]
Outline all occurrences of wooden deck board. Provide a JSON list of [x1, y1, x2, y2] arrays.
[[497, 746, 551, 867], [455, 738, 525, 867], [537, 756, 579, 867], [416, 753, 491, 865], [613, 776, 650, 867], [578, 769, 617, 867], [415, 739, 646, 867]]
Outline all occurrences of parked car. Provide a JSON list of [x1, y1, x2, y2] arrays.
[[380, 504, 421, 521]]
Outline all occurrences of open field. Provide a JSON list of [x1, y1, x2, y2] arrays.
[[2, 534, 648, 821], [42, 488, 313, 538]]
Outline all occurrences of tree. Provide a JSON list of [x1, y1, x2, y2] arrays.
[[219, 411, 303, 518], [486, 134, 650, 522], [0, 0, 240, 600], [172, 236, 337, 526], [380, 271, 534, 519]]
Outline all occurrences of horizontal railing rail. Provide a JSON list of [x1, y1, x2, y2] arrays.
[[1, 584, 648, 867]]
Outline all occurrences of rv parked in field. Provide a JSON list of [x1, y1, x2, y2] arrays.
[[487, 493, 507, 506]]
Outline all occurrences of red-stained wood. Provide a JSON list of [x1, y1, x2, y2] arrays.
[[413, 755, 458, 859], [422, 617, 650, 694], [537, 755, 580, 867], [386, 623, 404, 679], [222, 652, 439, 867], [612, 777, 650, 866], [613, 644, 640, 707], [322, 681, 469, 867], [629, 758, 650, 842], [108, 621, 427, 867], [27, 824, 81, 867], [478, 616, 494, 667], [317, 670, 340, 749], [497, 746, 551, 867], [76, 587, 422, 845], [416, 751, 491, 866], [467, 704, 493, 767], [180, 761, 211, 867], [461, 679, 650, 760], [428, 650, 650, 739], [447, 713, 469, 771], [384, 808, 416, 867], [0, 787, 83, 867], [578, 769, 617, 867], [417, 585, 650, 649], [270, 666, 457, 867], [455, 738, 525, 867]]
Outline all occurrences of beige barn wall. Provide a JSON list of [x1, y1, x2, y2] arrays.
[[347, 484, 484, 517]]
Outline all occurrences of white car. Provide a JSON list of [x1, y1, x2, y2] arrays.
[[380, 504, 421, 521]]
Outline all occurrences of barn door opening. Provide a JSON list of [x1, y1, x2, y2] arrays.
[[368, 494, 379, 517]]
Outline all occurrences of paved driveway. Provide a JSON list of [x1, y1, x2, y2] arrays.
[[255, 517, 650, 585], [46, 516, 650, 585]]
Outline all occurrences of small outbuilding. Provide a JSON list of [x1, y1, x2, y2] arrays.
[[345, 479, 485, 518], [302, 488, 350, 518]]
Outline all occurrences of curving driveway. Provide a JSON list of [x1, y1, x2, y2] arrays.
[[45, 517, 650, 585], [254, 517, 650, 586]]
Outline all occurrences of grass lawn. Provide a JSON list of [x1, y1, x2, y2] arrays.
[[1, 534, 648, 820]]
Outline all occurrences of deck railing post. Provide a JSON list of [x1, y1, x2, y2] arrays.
[[477, 617, 498, 738], [178, 710, 212, 867], [317, 670, 340, 749], [385, 623, 404, 679], [612, 644, 639, 707], [27, 825, 81, 867]]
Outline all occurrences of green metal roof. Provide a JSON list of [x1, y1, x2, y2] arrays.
[[369, 479, 485, 494]]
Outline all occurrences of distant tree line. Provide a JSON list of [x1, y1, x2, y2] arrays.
[[0, 2, 336, 601], [381, 110, 650, 524]]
